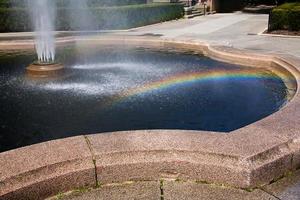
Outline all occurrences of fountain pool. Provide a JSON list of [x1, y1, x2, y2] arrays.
[[0, 46, 290, 152]]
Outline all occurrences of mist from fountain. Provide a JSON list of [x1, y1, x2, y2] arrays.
[[27, 0, 56, 63], [67, 0, 94, 31], [24, 0, 130, 64]]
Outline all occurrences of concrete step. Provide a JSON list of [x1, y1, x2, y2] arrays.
[[184, 6, 203, 19], [184, 12, 203, 19], [192, 10, 202, 14]]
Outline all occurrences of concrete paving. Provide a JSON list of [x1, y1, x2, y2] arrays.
[[163, 181, 276, 200], [50, 170, 300, 200], [262, 170, 300, 200], [127, 12, 300, 58], [54, 181, 161, 200]]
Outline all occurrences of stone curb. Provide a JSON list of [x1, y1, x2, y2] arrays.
[[0, 36, 299, 199], [0, 136, 95, 200]]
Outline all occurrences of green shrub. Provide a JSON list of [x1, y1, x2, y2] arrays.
[[0, 8, 31, 32], [288, 8, 300, 30], [277, 2, 300, 9], [269, 9, 289, 30], [0, 0, 12, 8], [269, 2, 300, 31], [243, 0, 277, 6], [89, 4, 184, 30], [0, 0, 148, 8], [0, 3, 184, 32]]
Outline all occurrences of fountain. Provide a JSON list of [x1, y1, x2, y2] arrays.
[[26, 0, 63, 77]]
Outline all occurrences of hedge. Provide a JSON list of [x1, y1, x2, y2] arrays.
[[276, 2, 300, 9], [0, 8, 30, 32], [0, 0, 147, 8], [63, 4, 184, 30], [0, 3, 184, 32], [269, 3, 300, 31], [243, 0, 277, 5], [243, 0, 300, 6]]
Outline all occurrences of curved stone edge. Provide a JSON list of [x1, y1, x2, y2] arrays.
[[87, 130, 298, 188], [0, 36, 299, 199], [1, 130, 299, 199], [0, 136, 96, 200], [0, 37, 76, 52]]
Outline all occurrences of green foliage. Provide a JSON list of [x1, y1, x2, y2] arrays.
[[0, 0, 147, 8], [88, 3, 184, 30], [243, 0, 277, 5], [0, 7, 31, 32], [82, 0, 147, 7], [287, 8, 300, 30], [59, 3, 184, 30], [269, 9, 289, 30], [269, 2, 300, 31], [277, 2, 300, 9], [0, 0, 11, 8], [0, 3, 184, 32], [57, 0, 148, 7], [243, 0, 300, 6]]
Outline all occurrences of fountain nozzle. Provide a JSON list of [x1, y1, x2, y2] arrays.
[[26, 61, 64, 78]]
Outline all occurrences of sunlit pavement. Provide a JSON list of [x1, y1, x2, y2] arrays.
[[126, 12, 300, 58]]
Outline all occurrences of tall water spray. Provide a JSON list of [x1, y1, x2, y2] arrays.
[[27, 0, 56, 63]]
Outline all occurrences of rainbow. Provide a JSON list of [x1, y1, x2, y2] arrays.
[[110, 69, 286, 105]]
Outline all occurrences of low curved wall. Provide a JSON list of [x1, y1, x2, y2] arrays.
[[0, 36, 300, 199]]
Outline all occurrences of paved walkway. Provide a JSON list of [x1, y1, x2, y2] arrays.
[[126, 12, 300, 58], [49, 170, 300, 200]]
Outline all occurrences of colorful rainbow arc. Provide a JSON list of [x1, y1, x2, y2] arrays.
[[110, 69, 286, 105]]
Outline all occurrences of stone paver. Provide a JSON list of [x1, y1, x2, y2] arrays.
[[54, 181, 161, 200], [47, 170, 300, 200], [262, 170, 300, 200], [127, 12, 300, 58], [163, 181, 276, 200], [52, 180, 276, 200]]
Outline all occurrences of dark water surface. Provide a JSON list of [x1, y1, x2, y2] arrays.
[[0, 47, 288, 152]]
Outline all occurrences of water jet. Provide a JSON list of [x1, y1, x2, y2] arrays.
[[26, 0, 64, 77]]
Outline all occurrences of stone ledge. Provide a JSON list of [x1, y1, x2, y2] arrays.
[[0, 136, 95, 199], [86, 131, 296, 188]]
